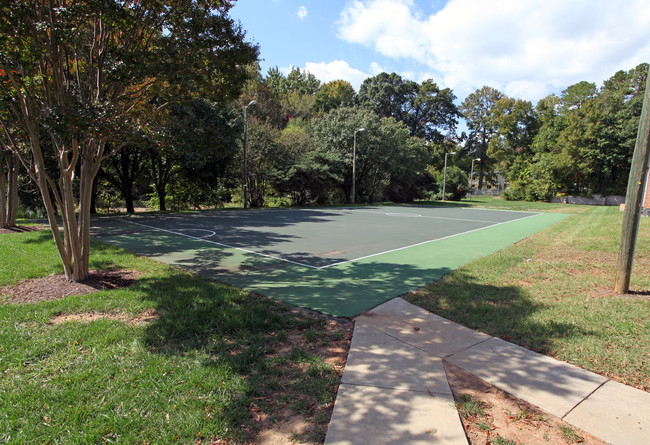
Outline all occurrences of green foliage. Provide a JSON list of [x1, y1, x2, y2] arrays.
[[266, 67, 320, 122], [245, 119, 283, 207], [434, 166, 468, 201], [358, 72, 460, 143], [311, 107, 430, 203], [313, 80, 357, 114], [461, 86, 506, 188], [0, 0, 259, 279]]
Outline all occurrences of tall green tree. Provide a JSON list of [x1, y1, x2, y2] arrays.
[[0, 0, 257, 280], [311, 107, 428, 203], [591, 63, 648, 194], [266, 66, 320, 122], [488, 96, 539, 180], [313, 80, 356, 114], [358, 73, 460, 142], [167, 99, 243, 208], [271, 119, 337, 206], [245, 119, 283, 207], [461, 86, 505, 188]]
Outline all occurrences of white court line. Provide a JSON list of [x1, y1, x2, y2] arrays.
[[174, 228, 217, 239], [350, 208, 515, 224], [119, 219, 320, 269], [461, 207, 544, 215], [119, 210, 542, 271], [321, 212, 542, 269]]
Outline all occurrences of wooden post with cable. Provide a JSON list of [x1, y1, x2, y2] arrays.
[[615, 66, 650, 294]]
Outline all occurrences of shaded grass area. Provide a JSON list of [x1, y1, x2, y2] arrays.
[[0, 231, 350, 443], [407, 201, 649, 390]]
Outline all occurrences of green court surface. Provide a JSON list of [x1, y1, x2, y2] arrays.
[[90, 206, 567, 317]]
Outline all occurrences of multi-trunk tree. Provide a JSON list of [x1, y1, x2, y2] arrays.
[[0, 0, 257, 281]]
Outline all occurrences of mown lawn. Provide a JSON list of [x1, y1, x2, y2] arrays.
[[408, 197, 650, 390], [0, 228, 351, 444], [1, 198, 648, 443]]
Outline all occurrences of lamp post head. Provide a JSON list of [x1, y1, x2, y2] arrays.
[[449, 152, 456, 155], [355, 128, 366, 135], [246, 100, 257, 109]]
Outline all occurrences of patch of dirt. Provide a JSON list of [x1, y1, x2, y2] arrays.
[[255, 410, 310, 445], [0, 224, 48, 234], [444, 361, 607, 445], [1, 269, 141, 304], [253, 315, 354, 445], [49, 309, 158, 326]]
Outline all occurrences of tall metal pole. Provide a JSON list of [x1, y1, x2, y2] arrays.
[[352, 128, 365, 205], [442, 151, 456, 201], [615, 67, 650, 293], [469, 158, 480, 200], [243, 100, 256, 209]]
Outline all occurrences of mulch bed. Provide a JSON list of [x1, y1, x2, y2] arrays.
[[1, 270, 141, 304], [0, 225, 48, 234]]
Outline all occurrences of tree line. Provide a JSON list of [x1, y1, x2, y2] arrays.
[[0, 1, 647, 281]]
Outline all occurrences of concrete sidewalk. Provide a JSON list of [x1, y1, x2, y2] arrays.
[[324, 298, 649, 445]]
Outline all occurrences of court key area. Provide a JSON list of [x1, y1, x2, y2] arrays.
[[90, 205, 567, 317]]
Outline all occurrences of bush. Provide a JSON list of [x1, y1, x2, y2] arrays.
[[434, 166, 468, 201]]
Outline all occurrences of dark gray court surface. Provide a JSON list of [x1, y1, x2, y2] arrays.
[[91, 205, 567, 317]]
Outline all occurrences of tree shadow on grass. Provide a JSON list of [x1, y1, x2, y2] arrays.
[[405, 268, 595, 355], [135, 271, 331, 442]]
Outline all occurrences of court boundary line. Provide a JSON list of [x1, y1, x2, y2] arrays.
[[350, 208, 525, 224], [117, 210, 543, 270], [321, 212, 542, 268]]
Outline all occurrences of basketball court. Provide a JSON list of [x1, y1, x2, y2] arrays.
[[90, 205, 567, 317]]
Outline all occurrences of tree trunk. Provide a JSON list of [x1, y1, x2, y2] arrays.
[[1, 150, 19, 228], [0, 151, 6, 228], [158, 184, 167, 211], [125, 189, 135, 213], [90, 174, 98, 214], [478, 162, 485, 190], [6, 151, 18, 226]]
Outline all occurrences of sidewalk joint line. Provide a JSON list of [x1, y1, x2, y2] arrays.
[[340, 382, 451, 396], [443, 336, 493, 359], [560, 378, 610, 420]]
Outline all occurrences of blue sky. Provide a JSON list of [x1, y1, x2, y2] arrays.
[[230, 0, 650, 104]]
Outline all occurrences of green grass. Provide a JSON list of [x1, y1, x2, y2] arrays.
[[558, 424, 583, 443], [0, 231, 346, 444], [456, 394, 486, 418], [490, 436, 516, 445], [407, 198, 650, 390]]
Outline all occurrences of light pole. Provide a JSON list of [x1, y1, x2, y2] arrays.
[[469, 158, 481, 200], [352, 127, 365, 204], [243, 100, 256, 209], [442, 151, 456, 201]]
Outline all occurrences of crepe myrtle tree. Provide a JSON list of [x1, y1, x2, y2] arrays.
[[0, 0, 258, 281], [0, 146, 19, 228]]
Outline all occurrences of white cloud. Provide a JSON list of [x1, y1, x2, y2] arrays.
[[297, 5, 308, 20], [303, 60, 370, 91], [369, 62, 385, 75], [337, 0, 650, 101]]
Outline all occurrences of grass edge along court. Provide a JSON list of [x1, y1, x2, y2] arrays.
[[1, 198, 648, 443], [89, 205, 568, 317]]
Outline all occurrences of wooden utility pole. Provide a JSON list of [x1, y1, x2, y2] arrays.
[[615, 66, 650, 294]]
